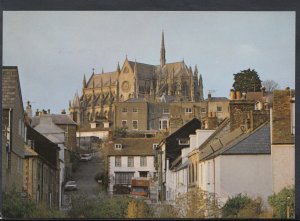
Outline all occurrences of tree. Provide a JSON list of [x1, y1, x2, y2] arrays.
[[174, 188, 221, 218], [268, 187, 295, 218], [113, 126, 128, 138], [262, 80, 280, 92], [232, 69, 262, 93], [126, 199, 153, 218], [222, 193, 263, 218]]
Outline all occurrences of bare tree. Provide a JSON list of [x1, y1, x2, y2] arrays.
[[262, 80, 280, 92]]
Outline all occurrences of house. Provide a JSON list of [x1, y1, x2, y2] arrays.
[[271, 88, 295, 193], [155, 118, 202, 201], [196, 122, 272, 206], [107, 138, 161, 194], [25, 125, 60, 209], [2, 66, 27, 193], [31, 114, 68, 208]]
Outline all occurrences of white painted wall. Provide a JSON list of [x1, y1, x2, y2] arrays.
[[108, 155, 155, 193], [189, 134, 197, 152], [271, 144, 295, 193], [199, 154, 272, 206], [195, 129, 215, 148]]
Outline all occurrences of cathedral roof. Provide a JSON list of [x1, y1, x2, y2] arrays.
[[128, 61, 156, 79], [87, 71, 118, 88], [157, 61, 191, 78]]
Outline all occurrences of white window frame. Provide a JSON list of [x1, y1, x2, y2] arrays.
[[127, 156, 134, 167], [178, 139, 190, 145], [185, 108, 192, 113], [115, 156, 121, 167], [153, 143, 159, 150], [140, 156, 147, 167], [114, 144, 122, 150], [159, 119, 169, 130], [132, 120, 138, 130]]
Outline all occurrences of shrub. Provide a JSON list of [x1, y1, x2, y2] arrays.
[[222, 193, 263, 218], [268, 186, 295, 218]]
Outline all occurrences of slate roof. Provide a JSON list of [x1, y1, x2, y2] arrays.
[[203, 122, 270, 161], [125, 98, 146, 103], [107, 138, 161, 156], [128, 61, 156, 79], [31, 114, 77, 127], [159, 94, 175, 103]]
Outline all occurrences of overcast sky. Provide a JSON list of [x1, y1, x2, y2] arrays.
[[3, 11, 295, 114]]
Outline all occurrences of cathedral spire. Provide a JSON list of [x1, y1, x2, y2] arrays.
[[160, 31, 166, 67], [83, 74, 87, 88], [117, 62, 121, 73]]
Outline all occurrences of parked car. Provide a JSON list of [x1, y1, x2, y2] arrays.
[[80, 153, 92, 162], [64, 181, 78, 191]]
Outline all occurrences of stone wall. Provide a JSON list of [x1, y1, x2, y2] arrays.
[[272, 89, 295, 144]]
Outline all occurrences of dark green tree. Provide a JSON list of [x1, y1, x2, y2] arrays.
[[233, 69, 262, 93]]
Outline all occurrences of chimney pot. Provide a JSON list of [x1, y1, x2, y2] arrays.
[[230, 89, 236, 100], [236, 91, 241, 100]]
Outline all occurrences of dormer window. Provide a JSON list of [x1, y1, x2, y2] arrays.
[[153, 143, 159, 150], [178, 139, 189, 145], [115, 144, 122, 150]]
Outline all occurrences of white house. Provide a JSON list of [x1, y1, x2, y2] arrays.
[[196, 122, 272, 206], [107, 138, 160, 194]]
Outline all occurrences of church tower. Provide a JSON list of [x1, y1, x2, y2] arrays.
[[160, 31, 166, 67]]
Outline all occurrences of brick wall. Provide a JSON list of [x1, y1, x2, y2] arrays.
[[272, 89, 295, 144]]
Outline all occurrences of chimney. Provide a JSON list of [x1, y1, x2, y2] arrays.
[[35, 109, 39, 116], [47, 109, 50, 114], [230, 89, 235, 100], [236, 91, 241, 100], [26, 101, 32, 118], [208, 92, 212, 100], [261, 86, 266, 97], [61, 109, 66, 114]]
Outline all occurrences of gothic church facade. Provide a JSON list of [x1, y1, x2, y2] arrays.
[[69, 32, 204, 126]]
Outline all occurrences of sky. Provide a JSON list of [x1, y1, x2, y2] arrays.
[[3, 11, 295, 114]]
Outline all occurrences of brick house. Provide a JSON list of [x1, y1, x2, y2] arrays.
[[2, 66, 27, 193]]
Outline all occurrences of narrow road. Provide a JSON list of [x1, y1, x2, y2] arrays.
[[62, 149, 105, 209]]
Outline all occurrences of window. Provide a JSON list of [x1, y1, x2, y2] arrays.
[[163, 107, 169, 114], [115, 144, 122, 150], [201, 108, 206, 113], [122, 108, 127, 113], [133, 108, 138, 113], [178, 139, 189, 145], [159, 119, 168, 130], [217, 106, 222, 112], [121, 120, 127, 127], [139, 171, 148, 177], [128, 156, 134, 167], [153, 143, 159, 149], [115, 172, 134, 185], [140, 156, 147, 167], [115, 156, 121, 167], [132, 120, 138, 130], [185, 108, 192, 113]]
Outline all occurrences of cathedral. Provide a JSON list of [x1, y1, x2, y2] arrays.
[[69, 32, 204, 126]]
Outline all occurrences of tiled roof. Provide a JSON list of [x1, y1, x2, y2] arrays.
[[107, 138, 161, 156], [31, 114, 77, 127]]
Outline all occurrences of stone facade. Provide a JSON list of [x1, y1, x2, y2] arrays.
[[69, 32, 204, 128], [2, 67, 26, 193]]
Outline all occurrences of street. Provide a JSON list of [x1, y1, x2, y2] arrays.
[[62, 149, 104, 209]]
